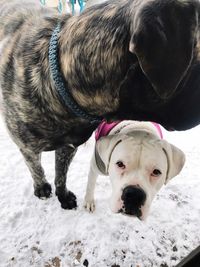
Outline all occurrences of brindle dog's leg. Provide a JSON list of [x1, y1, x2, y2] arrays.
[[55, 144, 78, 209], [20, 148, 52, 198]]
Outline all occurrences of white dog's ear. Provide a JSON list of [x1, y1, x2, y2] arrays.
[[159, 140, 185, 184], [96, 135, 124, 174]]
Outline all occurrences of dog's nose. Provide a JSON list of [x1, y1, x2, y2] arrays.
[[121, 185, 146, 217]]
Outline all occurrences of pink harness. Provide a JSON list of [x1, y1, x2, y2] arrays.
[[95, 121, 163, 140]]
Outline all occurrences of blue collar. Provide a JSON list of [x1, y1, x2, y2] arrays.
[[48, 23, 102, 124]]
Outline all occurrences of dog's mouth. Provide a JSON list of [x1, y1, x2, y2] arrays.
[[118, 205, 142, 219], [163, 125, 175, 131]]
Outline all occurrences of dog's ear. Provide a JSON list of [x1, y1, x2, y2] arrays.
[[129, 1, 198, 99], [159, 140, 185, 184], [96, 135, 124, 174]]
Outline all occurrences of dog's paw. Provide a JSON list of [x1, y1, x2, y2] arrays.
[[84, 198, 95, 213], [56, 188, 77, 209], [34, 182, 52, 198]]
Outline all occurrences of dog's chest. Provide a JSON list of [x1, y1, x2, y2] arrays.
[[10, 119, 96, 152]]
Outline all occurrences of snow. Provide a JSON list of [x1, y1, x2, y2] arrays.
[[0, 114, 200, 267]]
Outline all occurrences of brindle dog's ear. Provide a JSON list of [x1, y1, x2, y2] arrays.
[[129, 0, 198, 99]]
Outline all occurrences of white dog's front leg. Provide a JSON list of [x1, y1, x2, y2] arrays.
[[84, 164, 98, 212]]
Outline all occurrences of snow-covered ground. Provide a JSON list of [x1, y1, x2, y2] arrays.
[[0, 114, 200, 267]]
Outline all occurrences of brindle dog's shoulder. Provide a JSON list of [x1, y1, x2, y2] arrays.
[[0, 1, 76, 152]]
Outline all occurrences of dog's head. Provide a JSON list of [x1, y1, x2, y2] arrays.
[[129, 0, 199, 100], [96, 131, 185, 220]]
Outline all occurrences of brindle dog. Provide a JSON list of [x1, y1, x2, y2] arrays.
[[0, 0, 200, 209]]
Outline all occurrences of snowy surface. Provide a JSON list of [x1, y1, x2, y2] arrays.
[[0, 114, 200, 267]]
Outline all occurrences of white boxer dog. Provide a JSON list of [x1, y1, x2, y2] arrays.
[[84, 121, 185, 220]]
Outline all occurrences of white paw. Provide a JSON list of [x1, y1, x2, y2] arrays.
[[84, 198, 95, 213]]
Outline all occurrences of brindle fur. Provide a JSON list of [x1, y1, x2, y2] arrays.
[[0, 0, 200, 209]]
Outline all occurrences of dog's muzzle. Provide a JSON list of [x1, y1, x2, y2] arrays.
[[120, 185, 146, 218]]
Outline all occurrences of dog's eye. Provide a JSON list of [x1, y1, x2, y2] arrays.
[[151, 169, 162, 177], [116, 161, 125, 169]]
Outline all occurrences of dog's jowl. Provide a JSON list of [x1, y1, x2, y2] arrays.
[[0, 0, 199, 209]]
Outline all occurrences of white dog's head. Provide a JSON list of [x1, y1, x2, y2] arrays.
[[96, 131, 185, 220]]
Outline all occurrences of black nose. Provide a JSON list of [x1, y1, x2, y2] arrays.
[[121, 185, 146, 217]]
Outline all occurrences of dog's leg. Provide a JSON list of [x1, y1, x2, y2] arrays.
[[84, 162, 98, 212], [20, 149, 52, 198], [55, 144, 78, 209]]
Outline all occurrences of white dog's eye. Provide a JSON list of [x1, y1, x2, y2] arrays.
[[116, 161, 125, 169], [151, 169, 162, 177]]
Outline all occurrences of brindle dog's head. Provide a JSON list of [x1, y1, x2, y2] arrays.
[[110, 0, 200, 131]]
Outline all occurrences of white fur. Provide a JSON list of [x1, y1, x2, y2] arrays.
[[84, 121, 185, 220]]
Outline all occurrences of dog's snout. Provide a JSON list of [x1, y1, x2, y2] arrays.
[[121, 185, 146, 217]]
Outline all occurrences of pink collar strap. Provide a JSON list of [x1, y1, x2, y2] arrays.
[[95, 120, 120, 140], [151, 122, 163, 139], [95, 121, 163, 140]]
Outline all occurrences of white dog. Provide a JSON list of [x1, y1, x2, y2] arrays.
[[84, 121, 185, 220]]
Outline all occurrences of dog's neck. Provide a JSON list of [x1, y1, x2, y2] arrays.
[[49, 22, 102, 124], [58, 2, 133, 118]]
